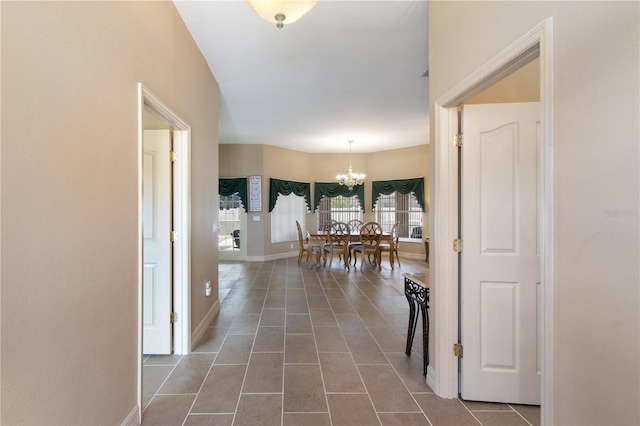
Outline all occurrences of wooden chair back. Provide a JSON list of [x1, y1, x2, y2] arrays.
[[347, 219, 363, 233], [296, 220, 305, 246], [359, 221, 382, 250], [323, 221, 351, 271], [328, 221, 350, 245]]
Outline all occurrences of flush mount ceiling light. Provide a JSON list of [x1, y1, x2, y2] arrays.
[[246, 0, 317, 29], [336, 140, 366, 191]]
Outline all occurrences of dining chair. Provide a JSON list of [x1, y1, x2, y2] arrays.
[[322, 221, 350, 271], [322, 219, 348, 261], [296, 220, 321, 267], [378, 222, 400, 270], [321, 219, 334, 232], [424, 235, 430, 263], [352, 221, 382, 270], [347, 219, 363, 263], [347, 219, 363, 233], [231, 229, 240, 248], [319, 219, 334, 249]]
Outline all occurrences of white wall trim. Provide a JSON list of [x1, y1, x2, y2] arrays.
[[247, 251, 299, 262], [431, 18, 554, 425], [136, 85, 144, 426], [172, 128, 192, 355], [137, 83, 192, 425], [191, 300, 220, 351], [121, 406, 139, 426], [426, 365, 437, 392], [539, 18, 555, 426], [432, 104, 460, 399], [393, 252, 426, 261]]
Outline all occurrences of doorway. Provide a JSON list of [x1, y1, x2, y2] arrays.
[[431, 18, 554, 424], [218, 193, 247, 261], [137, 84, 192, 422], [459, 101, 541, 405]]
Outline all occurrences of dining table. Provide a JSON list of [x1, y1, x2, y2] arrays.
[[306, 230, 394, 269], [402, 272, 430, 376]]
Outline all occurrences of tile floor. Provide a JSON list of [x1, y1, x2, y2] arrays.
[[142, 257, 539, 425]]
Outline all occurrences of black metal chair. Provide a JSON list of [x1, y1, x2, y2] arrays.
[[410, 226, 422, 239], [232, 229, 240, 248]]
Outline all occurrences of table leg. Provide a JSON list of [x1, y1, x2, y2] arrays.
[[420, 301, 429, 376], [405, 297, 418, 356]]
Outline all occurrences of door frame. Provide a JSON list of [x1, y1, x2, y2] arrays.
[[137, 83, 192, 421], [431, 18, 554, 424]]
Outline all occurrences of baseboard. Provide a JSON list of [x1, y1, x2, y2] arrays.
[[426, 365, 437, 392], [246, 251, 298, 262], [396, 252, 427, 261], [191, 299, 220, 351], [244, 250, 426, 263], [121, 406, 139, 426]]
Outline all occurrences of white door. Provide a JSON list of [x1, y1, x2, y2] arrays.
[[143, 130, 173, 355], [461, 102, 541, 404]]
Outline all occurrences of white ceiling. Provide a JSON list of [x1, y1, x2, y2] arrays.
[[174, 0, 429, 153]]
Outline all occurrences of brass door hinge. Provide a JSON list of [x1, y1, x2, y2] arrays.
[[171, 312, 178, 323], [170, 231, 178, 242], [453, 133, 463, 147], [170, 151, 178, 162], [453, 239, 463, 253], [454, 343, 463, 358]]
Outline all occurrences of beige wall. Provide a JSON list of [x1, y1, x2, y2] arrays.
[[430, 2, 639, 424], [263, 145, 313, 255], [1, 2, 219, 424], [220, 144, 429, 259], [466, 57, 540, 104], [219, 144, 266, 258]]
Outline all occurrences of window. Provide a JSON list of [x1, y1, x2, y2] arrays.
[[316, 195, 363, 229], [374, 192, 422, 239], [271, 193, 307, 243], [219, 193, 242, 251]]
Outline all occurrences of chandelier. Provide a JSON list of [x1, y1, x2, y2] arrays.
[[246, 0, 317, 30], [336, 140, 365, 191]]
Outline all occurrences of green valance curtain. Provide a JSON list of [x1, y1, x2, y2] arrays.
[[269, 178, 312, 212], [313, 182, 365, 212], [371, 177, 425, 212], [219, 177, 248, 212]]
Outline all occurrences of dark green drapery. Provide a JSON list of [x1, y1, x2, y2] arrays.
[[268, 178, 312, 212], [313, 182, 365, 212], [219, 177, 248, 212], [371, 177, 425, 211]]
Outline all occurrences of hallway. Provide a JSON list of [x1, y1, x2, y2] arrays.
[[142, 259, 539, 425]]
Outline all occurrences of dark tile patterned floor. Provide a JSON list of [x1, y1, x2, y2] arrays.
[[142, 258, 539, 425]]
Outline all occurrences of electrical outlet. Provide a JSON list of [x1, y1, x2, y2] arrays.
[[290, 243, 294, 249], [205, 281, 212, 297]]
